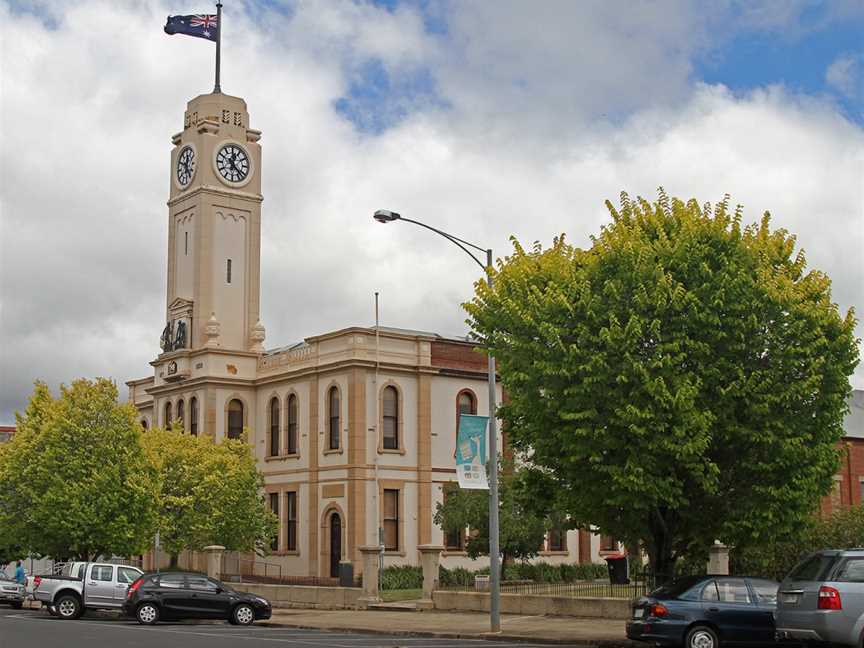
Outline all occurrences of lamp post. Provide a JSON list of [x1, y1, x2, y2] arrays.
[[373, 209, 501, 633]]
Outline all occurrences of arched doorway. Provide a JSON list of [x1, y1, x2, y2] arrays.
[[329, 512, 342, 578]]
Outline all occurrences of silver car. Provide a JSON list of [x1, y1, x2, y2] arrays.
[[776, 549, 864, 646]]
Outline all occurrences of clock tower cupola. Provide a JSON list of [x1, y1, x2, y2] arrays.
[[161, 92, 264, 356]]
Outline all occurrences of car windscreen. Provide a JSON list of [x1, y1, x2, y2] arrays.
[[650, 576, 706, 599], [787, 554, 838, 582]]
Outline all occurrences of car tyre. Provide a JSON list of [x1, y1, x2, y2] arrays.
[[55, 594, 82, 620], [685, 625, 719, 648], [232, 603, 255, 626], [136, 602, 160, 626]]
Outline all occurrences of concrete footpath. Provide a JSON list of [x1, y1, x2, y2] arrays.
[[267, 609, 639, 647]]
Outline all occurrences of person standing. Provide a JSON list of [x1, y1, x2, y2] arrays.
[[14, 560, 25, 585]]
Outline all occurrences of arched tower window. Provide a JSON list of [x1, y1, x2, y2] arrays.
[[383, 386, 398, 450], [269, 397, 281, 457], [328, 387, 340, 450], [189, 397, 198, 436], [177, 399, 185, 431], [227, 399, 244, 439], [287, 394, 298, 455], [456, 390, 477, 445], [141, 419, 149, 430], [164, 401, 173, 427]]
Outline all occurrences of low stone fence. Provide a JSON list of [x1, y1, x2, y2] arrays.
[[237, 584, 362, 609], [432, 590, 632, 619]]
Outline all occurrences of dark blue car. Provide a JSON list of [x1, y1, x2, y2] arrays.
[[626, 575, 779, 648]]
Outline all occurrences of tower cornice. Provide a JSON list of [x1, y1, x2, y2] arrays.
[[167, 184, 263, 208]]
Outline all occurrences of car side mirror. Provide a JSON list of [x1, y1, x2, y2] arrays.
[[214, 587, 223, 594]]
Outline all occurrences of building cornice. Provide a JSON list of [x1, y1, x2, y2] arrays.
[[166, 184, 263, 208]]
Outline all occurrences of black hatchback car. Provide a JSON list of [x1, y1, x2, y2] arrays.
[[626, 575, 779, 648], [123, 572, 271, 626]]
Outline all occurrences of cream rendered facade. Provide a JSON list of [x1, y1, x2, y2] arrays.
[[128, 91, 608, 577]]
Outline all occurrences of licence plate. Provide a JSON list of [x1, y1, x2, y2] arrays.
[[633, 608, 644, 618], [782, 593, 799, 604]]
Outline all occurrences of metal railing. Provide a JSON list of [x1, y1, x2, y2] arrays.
[[219, 556, 361, 587]]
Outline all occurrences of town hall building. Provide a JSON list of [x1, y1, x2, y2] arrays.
[[126, 90, 607, 578]]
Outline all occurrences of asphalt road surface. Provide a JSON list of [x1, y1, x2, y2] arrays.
[[0, 606, 560, 648]]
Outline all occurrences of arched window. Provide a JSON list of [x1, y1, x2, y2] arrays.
[[328, 387, 340, 450], [227, 399, 244, 439], [269, 397, 281, 457], [383, 386, 398, 450], [287, 394, 298, 455], [177, 399, 185, 431], [456, 390, 477, 447], [164, 401, 173, 426], [189, 397, 198, 436], [141, 419, 149, 430]]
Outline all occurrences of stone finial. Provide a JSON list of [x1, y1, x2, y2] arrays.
[[250, 319, 266, 353], [205, 312, 221, 348]]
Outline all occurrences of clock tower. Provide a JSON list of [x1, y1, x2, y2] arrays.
[[162, 92, 264, 355]]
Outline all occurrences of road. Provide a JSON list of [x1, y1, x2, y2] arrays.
[[0, 606, 560, 648]]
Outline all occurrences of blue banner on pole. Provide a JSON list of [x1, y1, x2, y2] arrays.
[[456, 414, 489, 490]]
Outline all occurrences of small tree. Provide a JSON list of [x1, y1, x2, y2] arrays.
[[143, 426, 277, 559], [434, 463, 570, 577], [467, 191, 859, 582], [0, 380, 157, 560]]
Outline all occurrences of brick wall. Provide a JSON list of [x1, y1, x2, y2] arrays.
[[431, 340, 488, 373], [820, 437, 864, 516]]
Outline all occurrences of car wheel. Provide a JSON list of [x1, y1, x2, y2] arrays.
[[136, 602, 160, 625], [685, 625, 719, 648], [232, 603, 255, 626], [55, 594, 82, 620]]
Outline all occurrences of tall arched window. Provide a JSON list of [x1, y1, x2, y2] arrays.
[[269, 397, 281, 457], [164, 401, 173, 427], [141, 419, 149, 430], [457, 390, 477, 445], [177, 399, 185, 431], [189, 397, 198, 436], [287, 394, 298, 455], [328, 387, 340, 450], [383, 386, 398, 450], [227, 399, 244, 439]]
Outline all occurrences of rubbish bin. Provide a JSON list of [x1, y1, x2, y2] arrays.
[[338, 561, 354, 587], [604, 554, 629, 585]]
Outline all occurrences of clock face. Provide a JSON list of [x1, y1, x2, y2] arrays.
[[215, 144, 250, 183], [176, 146, 196, 187]]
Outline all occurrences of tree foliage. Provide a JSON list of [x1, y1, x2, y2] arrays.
[[141, 426, 277, 559], [466, 191, 859, 580], [433, 463, 572, 571], [0, 379, 157, 560]]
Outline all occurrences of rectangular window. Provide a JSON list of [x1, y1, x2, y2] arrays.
[[860, 479, 864, 504], [287, 396, 298, 455], [548, 528, 566, 552], [286, 491, 298, 551], [600, 535, 617, 552], [91, 565, 114, 582], [383, 489, 399, 551], [269, 493, 280, 551], [226, 258, 232, 284], [184, 231, 188, 255], [443, 490, 465, 552], [836, 558, 864, 583], [118, 567, 140, 584]]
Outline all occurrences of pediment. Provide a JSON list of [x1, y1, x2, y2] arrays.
[[168, 298, 194, 319]]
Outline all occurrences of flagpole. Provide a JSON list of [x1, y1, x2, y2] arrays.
[[214, 0, 222, 93]]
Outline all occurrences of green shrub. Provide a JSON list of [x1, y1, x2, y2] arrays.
[[380, 565, 423, 590]]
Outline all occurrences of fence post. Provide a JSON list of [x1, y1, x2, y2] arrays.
[[358, 546, 381, 607], [203, 545, 225, 581], [707, 541, 730, 576], [417, 545, 443, 610]]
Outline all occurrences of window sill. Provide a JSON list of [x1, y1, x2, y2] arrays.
[[323, 448, 343, 456], [265, 453, 301, 462], [383, 550, 406, 557], [442, 550, 468, 556], [270, 550, 301, 557], [378, 447, 406, 456], [540, 551, 569, 556]]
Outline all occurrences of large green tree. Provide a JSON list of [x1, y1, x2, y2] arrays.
[[142, 426, 277, 561], [466, 191, 859, 581], [0, 380, 157, 560]]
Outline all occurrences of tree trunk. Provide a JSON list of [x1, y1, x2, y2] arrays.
[[648, 509, 677, 585]]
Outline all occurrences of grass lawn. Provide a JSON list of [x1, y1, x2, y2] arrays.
[[380, 588, 423, 602]]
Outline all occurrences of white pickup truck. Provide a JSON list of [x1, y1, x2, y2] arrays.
[[33, 562, 143, 619]]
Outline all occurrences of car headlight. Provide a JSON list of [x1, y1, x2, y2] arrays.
[[253, 597, 269, 605]]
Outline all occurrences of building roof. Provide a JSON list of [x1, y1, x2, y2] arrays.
[[263, 325, 479, 356], [844, 389, 864, 439]]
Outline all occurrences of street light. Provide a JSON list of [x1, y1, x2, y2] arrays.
[[373, 209, 501, 633]]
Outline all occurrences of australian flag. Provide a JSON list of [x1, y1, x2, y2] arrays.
[[164, 14, 219, 42]]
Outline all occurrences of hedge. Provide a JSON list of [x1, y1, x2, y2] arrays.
[[380, 562, 607, 590]]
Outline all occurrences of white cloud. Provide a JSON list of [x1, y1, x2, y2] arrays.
[[1, 0, 862, 422], [826, 53, 862, 99]]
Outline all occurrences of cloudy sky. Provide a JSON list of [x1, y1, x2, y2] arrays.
[[1, 0, 862, 423]]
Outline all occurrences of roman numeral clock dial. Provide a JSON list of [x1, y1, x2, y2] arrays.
[[215, 144, 250, 184], [176, 145, 196, 187]]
